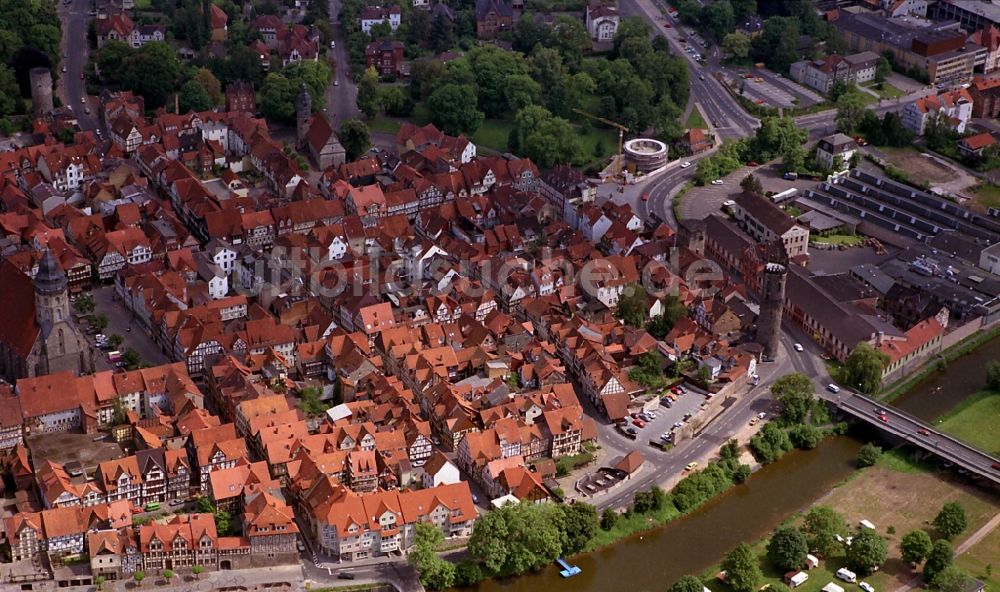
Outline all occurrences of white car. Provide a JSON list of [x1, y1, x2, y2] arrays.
[[794, 343, 804, 352], [722, 200, 736, 208], [680, 161, 691, 168], [711, 180, 724, 185], [827, 384, 841, 394], [859, 583, 875, 592]]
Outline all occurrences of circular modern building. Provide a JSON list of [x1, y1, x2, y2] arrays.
[[623, 138, 668, 172]]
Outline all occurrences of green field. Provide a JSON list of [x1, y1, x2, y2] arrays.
[[812, 234, 863, 247], [936, 390, 1000, 455], [693, 455, 1000, 592], [686, 108, 707, 130], [971, 183, 1000, 211], [956, 524, 1000, 591], [369, 118, 401, 134], [862, 82, 905, 99], [470, 119, 514, 152]]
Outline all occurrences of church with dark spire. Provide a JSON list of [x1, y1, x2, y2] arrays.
[[0, 250, 94, 380]]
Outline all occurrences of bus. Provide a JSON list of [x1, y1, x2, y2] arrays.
[[144, 502, 160, 512]]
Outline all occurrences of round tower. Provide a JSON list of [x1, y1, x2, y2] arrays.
[[30, 68, 54, 116], [34, 249, 70, 327], [757, 260, 787, 362], [296, 82, 312, 149]]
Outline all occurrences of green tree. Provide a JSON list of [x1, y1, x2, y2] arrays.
[[986, 360, 1000, 390], [803, 506, 847, 557], [924, 539, 954, 583], [771, 373, 814, 423], [91, 314, 109, 332], [767, 526, 809, 572], [874, 57, 891, 83], [297, 386, 327, 416], [722, 33, 751, 60], [121, 42, 182, 109], [468, 502, 563, 575], [193, 67, 223, 105], [932, 565, 976, 592], [933, 502, 967, 540], [95, 575, 106, 591], [750, 422, 793, 464], [558, 503, 599, 554], [338, 119, 371, 161], [134, 571, 145, 587], [454, 561, 483, 587], [900, 529, 933, 565], [702, 0, 735, 41], [721, 543, 762, 592], [504, 74, 541, 112], [466, 45, 528, 117], [430, 13, 455, 53], [669, 575, 705, 592], [857, 443, 882, 468], [740, 173, 764, 194], [843, 342, 889, 394], [789, 424, 821, 450], [108, 334, 123, 349], [73, 294, 95, 315], [179, 79, 213, 113], [600, 507, 618, 531], [259, 73, 297, 123], [284, 60, 331, 111], [509, 105, 580, 168], [427, 84, 483, 136], [357, 66, 383, 119], [847, 529, 888, 575], [613, 283, 649, 328], [0, 65, 20, 116], [192, 564, 203, 579], [409, 522, 455, 590], [632, 486, 668, 514], [163, 569, 174, 583], [645, 294, 689, 339], [835, 90, 869, 135], [380, 86, 413, 117]]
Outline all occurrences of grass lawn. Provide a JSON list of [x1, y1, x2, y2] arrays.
[[862, 82, 905, 99], [935, 390, 1000, 455], [955, 523, 1000, 590], [369, 118, 401, 134], [812, 234, 864, 247], [134, 0, 152, 9], [686, 108, 707, 130], [470, 119, 514, 152], [970, 183, 1000, 212], [694, 456, 1000, 592], [585, 504, 680, 552]]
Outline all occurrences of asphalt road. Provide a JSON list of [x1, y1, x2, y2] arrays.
[[618, 0, 759, 139], [57, 0, 97, 130], [325, 0, 361, 125], [593, 327, 831, 511]]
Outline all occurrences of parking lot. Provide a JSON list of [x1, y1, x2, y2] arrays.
[[726, 66, 826, 110], [609, 385, 710, 450], [678, 161, 824, 221]]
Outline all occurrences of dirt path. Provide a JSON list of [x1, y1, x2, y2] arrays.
[[892, 510, 1000, 592]]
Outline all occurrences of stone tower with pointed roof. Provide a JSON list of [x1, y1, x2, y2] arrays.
[[31, 250, 93, 378], [296, 82, 312, 150]]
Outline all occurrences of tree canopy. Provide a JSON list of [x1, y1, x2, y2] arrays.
[[933, 502, 968, 540], [856, 443, 882, 468], [767, 526, 809, 572], [923, 539, 954, 583], [670, 575, 706, 592], [843, 343, 889, 394], [771, 373, 814, 424], [803, 506, 847, 557], [846, 529, 888, 575], [338, 119, 371, 162], [721, 543, 762, 592], [468, 502, 564, 576], [509, 105, 580, 168], [427, 84, 484, 136], [900, 529, 933, 565]]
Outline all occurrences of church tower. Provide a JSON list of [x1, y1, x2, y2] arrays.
[[32, 250, 93, 376], [296, 82, 312, 150], [34, 249, 70, 327]]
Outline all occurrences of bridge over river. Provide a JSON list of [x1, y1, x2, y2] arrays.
[[823, 390, 1000, 485]]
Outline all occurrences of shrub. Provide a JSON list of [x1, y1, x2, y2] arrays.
[[856, 443, 882, 468]]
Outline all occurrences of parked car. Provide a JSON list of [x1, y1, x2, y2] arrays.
[[836, 568, 857, 583], [632, 418, 646, 428], [757, 412, 767, 420], [827, 384, 840, 394], [722, 200, 736, 208], [859, 582, 875, 592], [793, 343, 804, 352], [661, 398, 673, 408], [711, 179, 724, 185], [749, 417, 759, 426], [641, 192, 650, 201], [624, 426, 639, 439], [169, 499, 184, 507], [337, 573, 356, 580], [685, 461, 699, 471], [680, 161, 691, 168]]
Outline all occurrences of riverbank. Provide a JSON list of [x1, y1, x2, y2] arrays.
[[693, 449, 1000, 592], [935, 389, 1000, 456]]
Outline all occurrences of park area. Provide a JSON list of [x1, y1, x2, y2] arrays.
[[967, 183, 1000, 214], [955, 523, 1000, 590], [935, 390, 1000, 456], [694, 449, 1000, 592]]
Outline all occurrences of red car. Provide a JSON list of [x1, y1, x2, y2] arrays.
[[879, 414, 889, 423], [744, 73, 754, 79], [756, 99, 765, 105], [641, 192, 650, 201], [747, 161, 759, 167], [632, 418, 646, 428], [918, 428, 931, 436]]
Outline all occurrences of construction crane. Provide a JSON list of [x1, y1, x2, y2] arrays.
[[572, 108, 628, 181]]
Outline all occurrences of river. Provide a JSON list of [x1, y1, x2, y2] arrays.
[[465, 336, 1000, 592]]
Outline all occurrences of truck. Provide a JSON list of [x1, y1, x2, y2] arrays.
[[107, 350, 122, 363]]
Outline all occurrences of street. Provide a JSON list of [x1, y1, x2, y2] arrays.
[[57, 0, 97, 130], [90, 286, 171, 368], [325, 0, 361, 126]]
